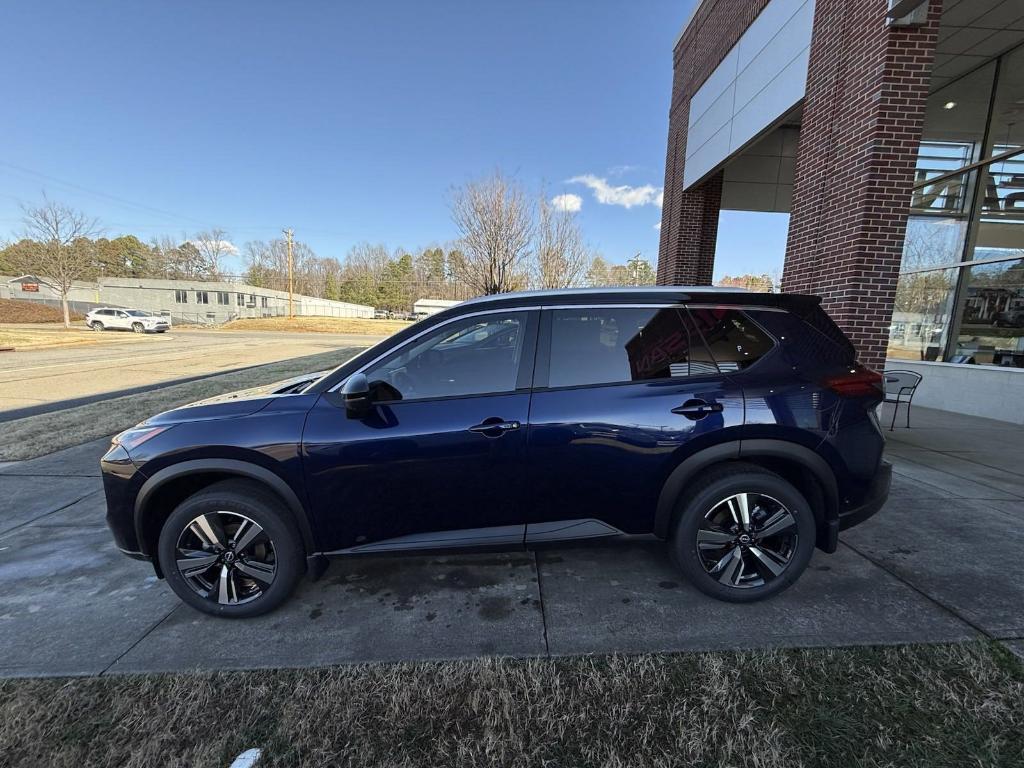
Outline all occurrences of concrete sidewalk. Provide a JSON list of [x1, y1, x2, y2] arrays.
[[1, 407, 1021, 677]]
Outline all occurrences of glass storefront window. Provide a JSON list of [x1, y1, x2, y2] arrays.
[[901, 214, 970, 271], [953, 258, 1024, 367], [985, 46, 1024, 160], [887, 45, 1024, 369], [975, 155, 1024, 262], [888, 268, 957, 362], [918, 60, 995, 166]]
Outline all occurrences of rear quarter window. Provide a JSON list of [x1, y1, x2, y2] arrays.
[[686, 307, 775, 372], [744, 308, 853, 367]]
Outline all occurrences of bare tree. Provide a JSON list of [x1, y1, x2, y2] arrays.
[[534, 194, 591, 289], [190, 228, 234, 278], [21, 199, 100, 327], [449, 171, 533, 295]]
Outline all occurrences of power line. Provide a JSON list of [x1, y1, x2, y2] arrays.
[[0, 160, 216, 228]]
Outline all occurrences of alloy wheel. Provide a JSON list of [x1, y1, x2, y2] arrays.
[[174, 511, 277, 605], [695, 492, 798, 589]]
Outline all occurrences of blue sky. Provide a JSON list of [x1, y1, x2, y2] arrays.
[[0, 0, 788, 278]]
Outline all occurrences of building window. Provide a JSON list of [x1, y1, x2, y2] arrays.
[[260, 296, 269, 308], [196, 291, 209, 305], [217, 291, 229, 305], [236, 293, 245, 306], [249, 294, 256, 306], [888, 42, 1024, 369], [175, 290, 188, 303]]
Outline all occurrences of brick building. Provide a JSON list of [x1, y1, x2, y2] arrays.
[[658, 0, 1024, 422]]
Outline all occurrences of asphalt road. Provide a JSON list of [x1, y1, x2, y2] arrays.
[[1, 406, 1022, 677], [0, 329, 383, 414]]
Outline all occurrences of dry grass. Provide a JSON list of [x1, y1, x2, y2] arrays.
[[0, 328, 113, 351], [0, 298, 84, 324], [0, 349, 357, 461], [214, 316, 413, 335], [0, 643, 1021, 768]]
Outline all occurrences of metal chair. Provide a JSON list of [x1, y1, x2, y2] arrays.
[[882, 370, 923, 431]]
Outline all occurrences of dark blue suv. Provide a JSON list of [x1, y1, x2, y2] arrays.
[[102, 287, 891, 617]]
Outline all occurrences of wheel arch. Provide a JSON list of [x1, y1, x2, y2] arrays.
[[654, 439, 840, 551], [134, 459, 316, 576]]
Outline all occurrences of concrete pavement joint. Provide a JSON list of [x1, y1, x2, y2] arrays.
[[99, 604, 183, 676], [534, 550, 551, 657], [838, 540, 989, 640], [0, 488, 103, 538]]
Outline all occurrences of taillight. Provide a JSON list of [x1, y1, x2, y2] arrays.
[[822, 365, 883, 398]]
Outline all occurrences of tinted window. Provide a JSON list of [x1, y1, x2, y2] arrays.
[[688, 307, 774, 371], [366, 312, 527, 401], [547, 307, 718, 388]]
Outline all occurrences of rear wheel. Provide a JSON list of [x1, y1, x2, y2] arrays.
[[91, 321, 104, 332], [157, 480, 305, 618], [671, 464, 816, 602]]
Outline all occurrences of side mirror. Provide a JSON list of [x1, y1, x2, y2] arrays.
[[341, 373, 372, 415]]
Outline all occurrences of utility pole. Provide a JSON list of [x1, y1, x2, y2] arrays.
[[283, 228, 294, 318]]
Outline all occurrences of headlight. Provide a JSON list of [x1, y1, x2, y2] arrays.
[[111, 425, 169, 452]]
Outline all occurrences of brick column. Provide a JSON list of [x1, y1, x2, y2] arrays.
[[657, 170, 723, 286], [783, 0, 942, 369], [657, 0, 770, 287]]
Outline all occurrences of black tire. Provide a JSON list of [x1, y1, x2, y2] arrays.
[[670, 463, 816, 603], [91, 321, 104, 332], [132, 322, 145, 333], [157, 480, 305, 618]]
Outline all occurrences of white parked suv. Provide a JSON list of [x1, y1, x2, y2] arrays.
[[85, 308, 170, 333]]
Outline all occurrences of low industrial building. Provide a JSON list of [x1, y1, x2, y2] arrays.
[[657, 0, 1024, 423], [2, 275, 374, 324]]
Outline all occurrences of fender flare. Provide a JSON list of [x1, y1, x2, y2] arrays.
[[134, 459, 316, 557], [653, 439, 839, 540]]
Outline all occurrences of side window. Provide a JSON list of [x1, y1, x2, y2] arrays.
[[175, 290, 188, 303], [546, 307, 717, 388], [365, 312, 527, 402], [687, 307, 775, 372]]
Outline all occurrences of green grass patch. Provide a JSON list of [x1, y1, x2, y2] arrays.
[[0, 349, 359, 461], [1, 642, 1021, 767]]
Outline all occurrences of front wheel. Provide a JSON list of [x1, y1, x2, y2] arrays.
[[157, 480, 305, 618], [671, 464, 816, 602], [132, 322, 145, 333]]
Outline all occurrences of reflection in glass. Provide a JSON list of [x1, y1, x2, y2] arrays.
[[900, 215, 969, 271], [986, 46, 1024, 160], [919, 61, 994, 160], [954, 259, 1024, 367], [888, 268, 957, 362]]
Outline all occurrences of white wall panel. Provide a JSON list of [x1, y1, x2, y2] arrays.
[[683, 0, 815, 189]]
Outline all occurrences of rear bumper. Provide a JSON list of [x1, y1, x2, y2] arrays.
[[838, 460, 892, 532], [821, 460, 891, 551]]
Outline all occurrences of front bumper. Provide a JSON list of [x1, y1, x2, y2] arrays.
[[101, 443, 149, 559]]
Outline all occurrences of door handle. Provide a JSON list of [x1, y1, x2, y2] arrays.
[[672, 399, 724, 420], [468, 418, 521, 437]]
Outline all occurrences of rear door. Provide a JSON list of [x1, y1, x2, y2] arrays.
[[523, 304, 746, 540]]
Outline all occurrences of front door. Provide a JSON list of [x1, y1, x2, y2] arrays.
[[525, 305, 746, 539], [302, 309, 538, 552]]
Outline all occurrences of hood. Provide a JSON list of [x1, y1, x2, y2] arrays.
[[146, 369, 330, 425]]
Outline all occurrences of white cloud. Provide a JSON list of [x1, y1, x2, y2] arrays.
[[654, 221, 662, 231], [568, 174, 663, 209], [607, 164, 638, 177], [551, 193, 583, 213], [188, 238, 239, 255]]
